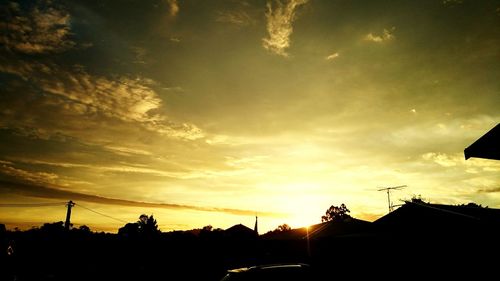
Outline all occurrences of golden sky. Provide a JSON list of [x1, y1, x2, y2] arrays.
[[0, 0, 499, 233]]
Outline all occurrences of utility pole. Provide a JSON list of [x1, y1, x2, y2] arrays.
[[378, 185, 406, 213], [65, 200, 75, 230]]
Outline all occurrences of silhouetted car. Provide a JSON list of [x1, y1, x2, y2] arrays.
[[219, 263, 313, 281]]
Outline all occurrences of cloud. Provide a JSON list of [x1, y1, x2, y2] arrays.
[[216, 10, 255, 26], [422, 152, 500, 171], [477, 187, 500, 193], [262, 0, 308, 57], [166, 0, 179, 17], [364, 27, 395, 43], [0, 180, 281, 217], [0, 160, 99, 189], [41, 71, 162, 124], [4, 156, 242, 183], [0, 0, 192, 147], [130, 46, 148, 64], [0, 61, 204, 141], [422, 152, 458, 167], [105, 145, 153, 156], [0, 0, 75, 54], [169, 37, 181, 42], [325, 52, 339, 61], [0, 163, 59, 186], [443, 0, 463, 5], [387, 116, 500, 151]]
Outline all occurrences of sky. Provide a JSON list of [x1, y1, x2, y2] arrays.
[[0, 0, 499, 233]]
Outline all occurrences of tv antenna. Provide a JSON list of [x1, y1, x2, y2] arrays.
[[378, 185, 406, 213]]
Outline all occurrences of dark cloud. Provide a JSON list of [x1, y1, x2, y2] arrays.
[[0, 0, 205, 150], [0, 0, 75, 54], [477, 187, 500, 194], [0, 180, 280, 217]]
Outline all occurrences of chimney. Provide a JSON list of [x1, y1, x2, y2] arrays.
[[254, 216, 258, 235]]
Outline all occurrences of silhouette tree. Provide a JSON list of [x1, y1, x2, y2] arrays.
[[118, 214, 160, 237], [410, 194, 427, 204], [460, 202, 486, 208], [118, 222, 139, 237], [202, 225, 213, 232], [137, 214, 160, 236], [276, 224, 292, 232], [321, 204, 351, 222], [76, 225, 92, 233], [40, 221, 65, 233], [263, 223, 292, 238]]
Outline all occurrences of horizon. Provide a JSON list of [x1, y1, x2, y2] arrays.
[[1, 198, 494, 234], [1, 0, 499, 234]]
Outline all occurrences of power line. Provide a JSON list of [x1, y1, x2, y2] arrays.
[[0, 201, 128, 223], [0, 202, 67, 207], [75, 203, 128, 223]]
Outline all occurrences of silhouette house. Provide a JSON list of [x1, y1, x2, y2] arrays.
[[225, 224, 257, 239], [261, 218, 370, 240], [303, 218, 371, 239], [373, 200, 500, 234], [464, 123, 500, 161]]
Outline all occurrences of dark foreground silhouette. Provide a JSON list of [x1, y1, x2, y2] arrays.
[[1, 201, 499, 280]]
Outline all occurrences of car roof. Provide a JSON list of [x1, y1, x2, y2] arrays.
[[227, 263, 310, 273]]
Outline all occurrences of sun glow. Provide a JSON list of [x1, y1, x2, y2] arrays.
[[278, 191, 324, 228], [0, 0, 498, 234]]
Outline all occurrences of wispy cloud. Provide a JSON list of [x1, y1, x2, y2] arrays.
[[0, 180, 281, 217], [166, 0, 179, 17], [325, 52, 339, 61], [169, 37, 181, 43], [477, 187, 500, 193], [0, 0, 202, 141], [0, 163, 59, 186], [105, 145, 153, 156], [0, 160, 96, 188], [0, 61, 204, 141], [216, 10, 255, 26], [262, 0, 308, 57], [422, 152, 500, 171], [422, 152, 458, 167], [0, 0, 75, 54], [443, 0, 463, 5], [364, 27, 396, 43], [130, 46, 148, 64], [4, 157, 242, 183]]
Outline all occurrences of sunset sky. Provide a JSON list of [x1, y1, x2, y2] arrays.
[[0, 0, 499, 233]]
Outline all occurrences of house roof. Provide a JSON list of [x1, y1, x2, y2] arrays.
[[262, 217, 371, 240], [373, 201, 500, 232], [305, 217, 371, 239], [225, 223, 256, 237], [464, 123, 500, 161]]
